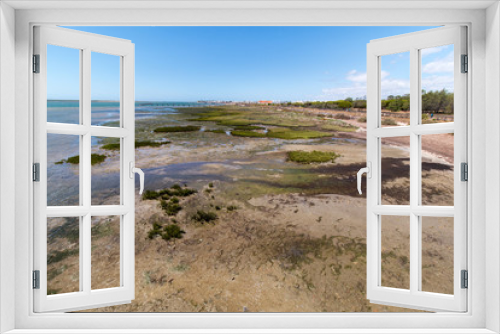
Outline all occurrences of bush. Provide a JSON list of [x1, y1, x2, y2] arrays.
[[227, 205, 238, 212], [192, 210, 218, 223], [160, 199, 182, 216], [333, 113, 350, 120], [287, 150, 340, 164], [154, 126, 201, 133], [381, 118, 397, 126], [209, 182, 214, 188], [142, 185, 197, 200], [357, 117, 367, 123], [148, 222, 185, 240]]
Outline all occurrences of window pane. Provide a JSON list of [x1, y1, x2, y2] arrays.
[[91, 215, 121, 290], [381, 215, 410, 290], [47, 134, 80, 206], [421, 45, 454, 124], [91, 137, 120, 205], [381, 137, 410, 205], [91, 52, 121, 127], [47, 45, 80, 124], [421, 133, 454, 206], [421, 217, 454, 294], [47, 217, 80, 295], [380, 52, 410, 127]]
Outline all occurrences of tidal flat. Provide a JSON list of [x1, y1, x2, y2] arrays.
[[46, 105, 455, 312]]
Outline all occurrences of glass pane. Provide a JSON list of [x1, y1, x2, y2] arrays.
[[381, 137, 410, 205], [47, 217, 80, 295], [91, 215, 121, 290], [47, 45, 80, 124], [381, 215, 410, 290], [380, 52, 410, 127], [91, 52, 121, 127], [421, 133, 454, 206], [421, 217, 454, 294], [421, 44, 454, 124], [47, 133, 80, 206], [91, 137, 120, 205]]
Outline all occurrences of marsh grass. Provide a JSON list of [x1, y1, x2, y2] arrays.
[[231, 130, 266, 138], [154, 125, 201, 133], [381, 118, 397, 126], [47, 249, 79, 264], [267, 130, 332, 139], [192, 210, 218, 223], [288, 151, 340, 164], [101, 141, 170, 150], [142, 185, 197, 200], [55, 154, 107, 165], [148, 221, 185, 240], [319, 121, 358, 132]]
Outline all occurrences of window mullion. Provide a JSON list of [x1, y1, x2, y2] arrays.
[[409, 47, 420, 295], [82, 47, 92, 294]]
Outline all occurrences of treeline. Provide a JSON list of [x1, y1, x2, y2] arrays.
[[285, 89, 453, 114]]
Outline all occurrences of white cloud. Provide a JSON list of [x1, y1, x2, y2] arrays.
[[319, 69, 410, 100], [346, 70, 366, 83], [421, 75, 454, 92], [422, 51, 454, 73], [421, 45, 450, 57]]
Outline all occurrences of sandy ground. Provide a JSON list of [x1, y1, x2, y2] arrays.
[[46, 106, 455, 313]]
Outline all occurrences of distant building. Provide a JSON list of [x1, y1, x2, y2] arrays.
[[258, 100, 273, 104]]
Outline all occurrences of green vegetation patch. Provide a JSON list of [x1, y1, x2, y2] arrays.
[[142, 184, 197, 200], [154, 125, 201, 133], [148, 221, 185, 241], [319, 121, 358, 132], [47, 249, 79, 264], [206, 129, 227, 134], [192, 210, 218, 223], [100, 140, 170, 150], [381, 118, 397, 126], [234, 125, 265, 131], [288, 150, 340, 164], [231, 130, 266, 138], [160, 198, 182, 216], [55, 154, 107, 165], [357, 117, 367, 123], [267, 130, 332, 140]]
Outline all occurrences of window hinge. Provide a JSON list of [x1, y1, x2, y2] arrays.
[[33, 270, 40, 289], [461, 270, 468, 289], [33, 54, 40, 73], [461, 162, 468, 182], [33, 163, 40, 182], [461, 54, 468, 73]]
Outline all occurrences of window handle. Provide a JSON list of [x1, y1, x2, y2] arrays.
[[357, 162, 371, 195], [129, 162, 145, 195]]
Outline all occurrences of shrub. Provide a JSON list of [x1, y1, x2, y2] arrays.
[[227, 205, 238, 212], [135, 140, 170, 148], [154, 126, 201, 133], [148, 222, 185, 240], [160, 199, 182, 216], [287, 150, 340, 164], [141, 186, 197, 200], [101, 143, 120, 150], [161, 224, 185, 240], [209, 182, 214, 188], [333, 113, 350, 120], [192, 210, 218, 223], [357, 117, 367, 123], [381, 118, 397, 126]]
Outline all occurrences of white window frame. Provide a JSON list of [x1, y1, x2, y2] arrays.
[[366, 26, 468, 312], [33, 26, 136, 313], [1, 2, 499, 333]]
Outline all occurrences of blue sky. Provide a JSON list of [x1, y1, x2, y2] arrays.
[[47, 26, 453, 102]]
